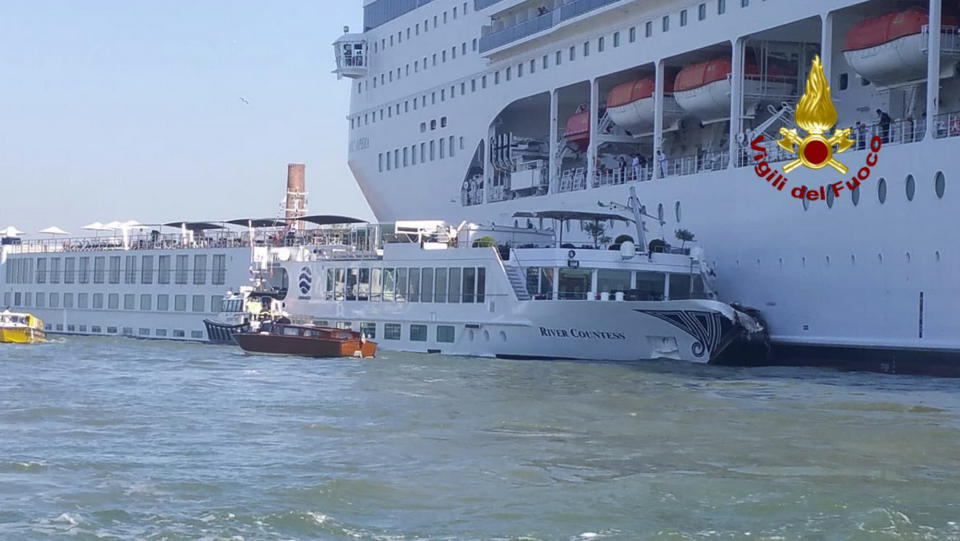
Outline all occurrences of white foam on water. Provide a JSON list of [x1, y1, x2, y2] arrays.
[[53, 513, 79, 526]]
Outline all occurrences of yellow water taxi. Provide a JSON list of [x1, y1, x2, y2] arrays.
[[0, 311, 46, 344]]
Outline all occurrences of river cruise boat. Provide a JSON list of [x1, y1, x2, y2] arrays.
[[270, 203, 765, 363], [0, 311, 46, 344]]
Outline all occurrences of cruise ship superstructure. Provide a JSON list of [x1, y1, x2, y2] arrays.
[[335, 0, 960, 371]]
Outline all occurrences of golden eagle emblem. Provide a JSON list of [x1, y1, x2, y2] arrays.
[[777, 55, 854, 174]]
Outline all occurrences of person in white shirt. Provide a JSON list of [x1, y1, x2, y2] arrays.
[[631, 155, 640, 181], [656, 150, 667, 178]]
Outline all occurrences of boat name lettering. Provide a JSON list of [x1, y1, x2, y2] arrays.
[[539, 327, 626, 340]]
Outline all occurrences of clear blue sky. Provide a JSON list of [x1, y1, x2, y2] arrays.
[[0, 1, 371, 235]]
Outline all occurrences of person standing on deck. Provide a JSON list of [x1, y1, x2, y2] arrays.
[[656, 150, 667, 178]]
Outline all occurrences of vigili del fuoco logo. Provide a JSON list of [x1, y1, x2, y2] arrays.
[[750, 55, 883, 202]]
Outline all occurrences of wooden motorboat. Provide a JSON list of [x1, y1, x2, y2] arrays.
[[234, 324, 376, 358], [0, 311, 46, 344]]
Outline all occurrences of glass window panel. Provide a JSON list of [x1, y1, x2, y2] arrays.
[[634, 271, 665, 301], [448, 268, 461, 303], [476, 268, 485, 303], [371, 268, 383, 301], [421, 268, 434, 302], [359, 268, 370, 300], [408, 268, 420, 302], [383, 268, 396, 301], [462, 267, 476, 303], [434, 268, 447, 303], [396, 268, 408, 301]]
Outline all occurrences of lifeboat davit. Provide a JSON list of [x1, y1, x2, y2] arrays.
[[843, 8, 959, 87], [605, 71, 682, 135], [672, 57, 795, 122], [564, 110, 590, 151]]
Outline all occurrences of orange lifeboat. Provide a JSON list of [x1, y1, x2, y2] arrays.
[[673, 57, 794, 121], [843, 8, 959, 87], [605, 71, 682, 134], [564, 109, 590, 151]]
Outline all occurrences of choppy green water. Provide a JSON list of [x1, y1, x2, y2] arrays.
[[1, 337, 960, 539]]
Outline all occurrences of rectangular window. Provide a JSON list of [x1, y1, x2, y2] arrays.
[[597, 36, 604, 53], [477, 268, 486, 303], [613, 32, 620, 47], [371, 268, 382, 301], [429, 140, 436, 161], [193, 255, 206, 285], [358, 267, 371, 300], [396, 267, 408, 301], [569, 46, 575, 61], [63, 292, 74, 308], [211, 295, 223, 313], [448, 267, 461, 303], [175, 255, 188, 284], [360, 322, 376, 339], [124, 293, 135, 310], [94, 256, 106, 284], [384, 323, 401, 340], [421, 267, 434, 302], [35, 292, 45, 308], [383, 267, 395, 301], [174, 294, 187, 312], [79, 257, 90, 283], [346, 268, 358, 301], [437, 325, 455, 343], [93, 293, 104, 309], [141, 255, 153, 284], [192, 295, 205, 312], [645, 21, 653, 37], [718, 0, 726, 14], [741, 0, 748, 6], [108, 293, 119, 310], [662, 15, 670, 32], [212, 254, 226, 285], [173, 330, 185, 338], [410, 324, 427, 342], [78, 293, 89, 309], [50, 258, 60, 284], [49, 292, 59, 308], [462, 267, 476, 303], [494, 71, 500, 85], [155, 329, 167, 337], [530, 59, 536, 73], [506, 66, 511, 81], [699, 3, 707, 20], [64, 257, 75, 284], [140, 294, 152, 311], [334, 268, 346, 301], [439, 138, 446, 159], [556, 51, 562, 65], [434, 268, 447, 303], [680, 9, 688, 26], [158, 294, 170, 311], [124, 255, 137, 284], [158, 255, 171, 284], [108, 256, 120, 284], [408, 268, 420, 302], [36, 258, 46, 283]]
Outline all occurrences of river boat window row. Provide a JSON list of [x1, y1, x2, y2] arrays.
[[324, 266, 487, 303], [312, 320, 457, 344], [2, 291, 222, 314], [4, 254, 227, 286], [524, 267, 707, 301]]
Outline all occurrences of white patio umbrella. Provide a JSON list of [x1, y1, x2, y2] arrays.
[[39, 226, 70, 236], [0, 226, 23, 237], [82, 222, 111, 232]]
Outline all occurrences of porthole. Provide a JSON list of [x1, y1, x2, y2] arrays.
[[935, 171, 946, 199], [675, 201, 681, 222], [657, 203, 664, 222], [906, 174, 916, 201], [851, 184, 860, 206], [878, 177, 887, 204], [826, 185, 835, 208]]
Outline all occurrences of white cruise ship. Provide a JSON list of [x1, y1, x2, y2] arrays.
[[332, 0, 960, 373]]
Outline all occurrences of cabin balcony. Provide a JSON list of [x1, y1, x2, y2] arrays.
[[478, 0, 626, 55]]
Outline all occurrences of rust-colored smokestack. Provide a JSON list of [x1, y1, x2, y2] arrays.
[[285, 163, 306, 231]]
